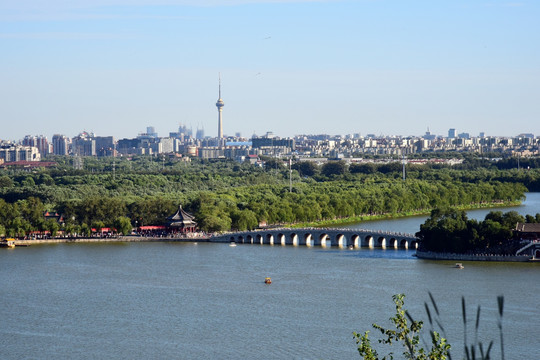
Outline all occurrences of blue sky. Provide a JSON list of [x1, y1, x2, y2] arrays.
[[1, 0, 539, 140]]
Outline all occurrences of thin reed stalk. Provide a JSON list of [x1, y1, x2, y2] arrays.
[[497, 296, 505, 360]]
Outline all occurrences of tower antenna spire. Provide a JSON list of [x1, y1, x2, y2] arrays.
[[219, 72, 222, 99]]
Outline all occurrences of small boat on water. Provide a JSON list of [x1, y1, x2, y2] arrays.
[[0, 239, 16, 248], [229, 241, 237, 247], [454, 263, 464, 269], [264, 277, 272, 284], [348, 245, 354, 250]]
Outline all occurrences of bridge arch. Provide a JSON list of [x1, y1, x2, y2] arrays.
[[290, 233, 298, 246], [388, 238, 398, 249], [351, 234, 360, 248], [399, 239, 408, 249], [256, 234, 263, 245], [266, 233, 274, 245], [277, 233, 286, 246], [336, 234, 346, 248], [319, 233, 330, 248], [304, 233, 313, 247], [365, 235, 374, 248]]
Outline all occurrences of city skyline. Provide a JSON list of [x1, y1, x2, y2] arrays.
[[1, 0, 539, 140]]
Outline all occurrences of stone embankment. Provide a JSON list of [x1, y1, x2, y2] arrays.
[[415, 250, 534, 262], [12, 235, 210, 246]]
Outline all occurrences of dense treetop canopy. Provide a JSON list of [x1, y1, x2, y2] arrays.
[[0, 154, 538, 234]]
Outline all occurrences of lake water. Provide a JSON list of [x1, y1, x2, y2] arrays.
[[1, 195, 539, 359]]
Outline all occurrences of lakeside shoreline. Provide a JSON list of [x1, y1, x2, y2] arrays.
[[10, 235, 212, 246], [7, 234, 539, 263], [415, 250, 537, 262]]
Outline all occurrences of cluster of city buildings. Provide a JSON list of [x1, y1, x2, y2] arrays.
[[1, 128, 538, 166], [1, 79, 538, 165]]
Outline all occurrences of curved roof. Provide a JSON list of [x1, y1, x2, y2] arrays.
[[166, 206, 197, 228]]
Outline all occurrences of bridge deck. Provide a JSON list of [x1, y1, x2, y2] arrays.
[[213, 227, 419, 249]]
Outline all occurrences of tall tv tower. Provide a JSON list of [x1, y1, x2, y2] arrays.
[[216, 74, 225, 139]]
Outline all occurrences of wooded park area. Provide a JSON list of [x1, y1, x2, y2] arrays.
[[0, 154, 538, 236]]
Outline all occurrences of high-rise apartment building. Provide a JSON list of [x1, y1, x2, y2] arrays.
[[52, 134, 69, 155], [72, 132, 96, 156], [22, 135, 49, 156]]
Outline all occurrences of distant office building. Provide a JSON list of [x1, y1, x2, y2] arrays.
[[147, 126, 158, 138], [423, 128, 436, 140], [117, 138, 141, 155], [178, 123, 192, 137], [138, 127, 158, 140], [169, 132, 183, 142], [94, 136, 115, 157], [52, 134, 69, 155], [158, 137, 176, 153], [0, 145, 41, 162], [199, 147, 224, 159], [479, 132, 485, 138], [72, 132, 96, 156], [458, 132, 470, 139], [448, 129, 456, 138], [196, 128, 205, 140], [170, 124, 192, 142], [252, 135, 295, 152]]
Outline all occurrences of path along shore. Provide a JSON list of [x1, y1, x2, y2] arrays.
[[9, 235, 213, 246]]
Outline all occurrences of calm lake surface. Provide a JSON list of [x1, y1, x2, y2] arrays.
[[1, 194, 539, 359]]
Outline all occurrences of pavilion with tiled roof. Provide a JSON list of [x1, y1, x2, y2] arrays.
[[514, 223, 540, 241], [165, 206, 197, 233], [44, 211, 64, 224]]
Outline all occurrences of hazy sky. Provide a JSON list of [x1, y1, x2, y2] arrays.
[[1, 0, 539, 140]]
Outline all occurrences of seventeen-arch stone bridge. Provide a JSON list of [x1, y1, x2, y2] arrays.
[[212, 227, 419, 249]]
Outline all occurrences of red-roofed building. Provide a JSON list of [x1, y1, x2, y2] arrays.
[[44, 211, 64, 224]]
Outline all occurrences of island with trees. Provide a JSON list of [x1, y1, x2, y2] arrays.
[[415, 208, 540, 261]]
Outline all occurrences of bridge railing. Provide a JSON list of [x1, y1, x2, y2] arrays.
[[213, 227, 417, 239]]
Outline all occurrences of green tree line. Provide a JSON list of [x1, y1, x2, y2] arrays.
[[416, 208, 540, 253], [0, 156, 534, 235]]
